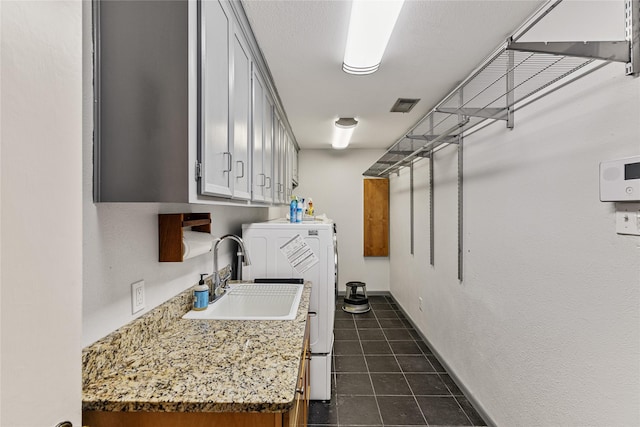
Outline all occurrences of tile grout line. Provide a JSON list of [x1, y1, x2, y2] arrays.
[[386, 294, 439, 427], [378, 298, 431, 427], [335, 297, 483, 426], [359, 306, 386, 426], [387, 296, 489, 426], [384, 298, 450, 426], [386, 294, 478, 427], [391, 295, 466, 427], [335, 313, 357, 426]]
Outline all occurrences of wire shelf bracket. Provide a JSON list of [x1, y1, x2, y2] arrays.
[[363, 0, 640, 179], [405, 134, 459, 144], [508, 0, 639, 75], [507, 40, 631, 64]]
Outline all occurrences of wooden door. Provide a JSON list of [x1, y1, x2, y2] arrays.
[[363, 178, 389, 256]]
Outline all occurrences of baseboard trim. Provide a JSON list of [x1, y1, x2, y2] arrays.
[[336, 289, 494, 425], [389, 294, 496, 427]]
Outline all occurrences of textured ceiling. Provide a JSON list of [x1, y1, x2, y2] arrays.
[[241, 0, 546, 149]]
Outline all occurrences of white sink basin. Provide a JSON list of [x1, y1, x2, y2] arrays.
[[182, 283, 303, 321]]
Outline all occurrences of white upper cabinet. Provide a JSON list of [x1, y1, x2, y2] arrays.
[[273, 114, 286, 204], [93, 0, 295, 205], [263, 94, 275, 203], [230, 24, 252, 200], [200, 0, 251, 200], [292, 142, 298, 186], [251, 66, 266, 202], [200, 0, 232, 198], [251, 68, 276, 203], [290, 135, 296, 198], [285, 133, 293, 201]]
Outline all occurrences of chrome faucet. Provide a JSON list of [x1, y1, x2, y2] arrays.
[[211, 234, 251, 302]]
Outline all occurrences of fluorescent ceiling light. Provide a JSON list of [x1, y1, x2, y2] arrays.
[[332, 118, 358, 149], [343, 0, 405, 75]]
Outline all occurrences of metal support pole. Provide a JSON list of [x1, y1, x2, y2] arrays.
[[506, 48, 515, 129], [626, 0, 640, 75], [410, 161, 414, 255], [429, 151, 434, 266], [457, 134, 464, 282], [457, 88, 464, 282], [429, 115, 435, 266]]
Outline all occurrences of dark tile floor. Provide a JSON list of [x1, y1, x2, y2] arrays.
[[309, 294, 487, 427]]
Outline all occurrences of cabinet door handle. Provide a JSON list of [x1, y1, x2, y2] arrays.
[[236, 160, 245, 179], [258, 173, 266, 187], [265, 176, 272, 189], [223, 152, 232, 174], [296, 387, 304, 395]]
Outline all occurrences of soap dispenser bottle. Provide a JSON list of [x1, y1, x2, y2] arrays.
[[193, 274, 209, 311], [296, 198, 304, 222], [289, 196, 298, 223]]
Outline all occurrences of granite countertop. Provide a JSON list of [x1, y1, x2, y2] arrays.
[[82, 281, 311, 413]]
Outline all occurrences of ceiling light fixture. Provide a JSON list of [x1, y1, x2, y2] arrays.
[[332, 118, 358, 149], [342, 0, 405, 75]]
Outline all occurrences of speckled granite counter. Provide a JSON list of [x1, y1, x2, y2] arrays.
[[82, 281, 311, 413]]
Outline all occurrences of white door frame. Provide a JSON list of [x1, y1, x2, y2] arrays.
[[1, 1, 83, 425]]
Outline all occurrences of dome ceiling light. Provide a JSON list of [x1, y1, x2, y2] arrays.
[[342, 0, 405, 75], [332, 118, 358, 149]]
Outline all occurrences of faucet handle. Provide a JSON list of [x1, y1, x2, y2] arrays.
[[220, 270, 232, 289]]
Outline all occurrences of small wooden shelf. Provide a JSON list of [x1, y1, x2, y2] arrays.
[[158, 213, 211, 262]]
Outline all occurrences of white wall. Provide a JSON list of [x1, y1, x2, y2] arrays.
[[82, 202, 271, 346], [389, 58, 640, 426], [295, 149, 389, 293], [1, 1, 83, 425]]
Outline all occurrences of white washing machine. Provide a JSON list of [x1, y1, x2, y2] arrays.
[[242, 218, 337, 400]]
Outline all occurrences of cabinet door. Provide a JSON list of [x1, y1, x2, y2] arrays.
[[263, 94, 274, 203], [273, 113, 282, 204], [279, 121, 287, 204], [285, 134, 293, 201], [200, 0, 232, 198], [251, 67, 265, 202], [231, 25, 252, 200], [287, 136, 295, 199], [279, 124, 288, 204], [292, 144, 298, 186]]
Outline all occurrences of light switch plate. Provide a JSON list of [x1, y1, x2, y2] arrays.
[[615, 203, 640, 236], [131, 280, 145, 314]]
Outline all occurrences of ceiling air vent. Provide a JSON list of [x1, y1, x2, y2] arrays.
[[390, 98, 420, 113]]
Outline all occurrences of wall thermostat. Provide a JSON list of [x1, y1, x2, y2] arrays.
[[600, 155, 640, 202]]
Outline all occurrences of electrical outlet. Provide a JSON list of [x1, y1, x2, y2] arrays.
[[131, 280, 145, 314], [418, 297, 423, 311]]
